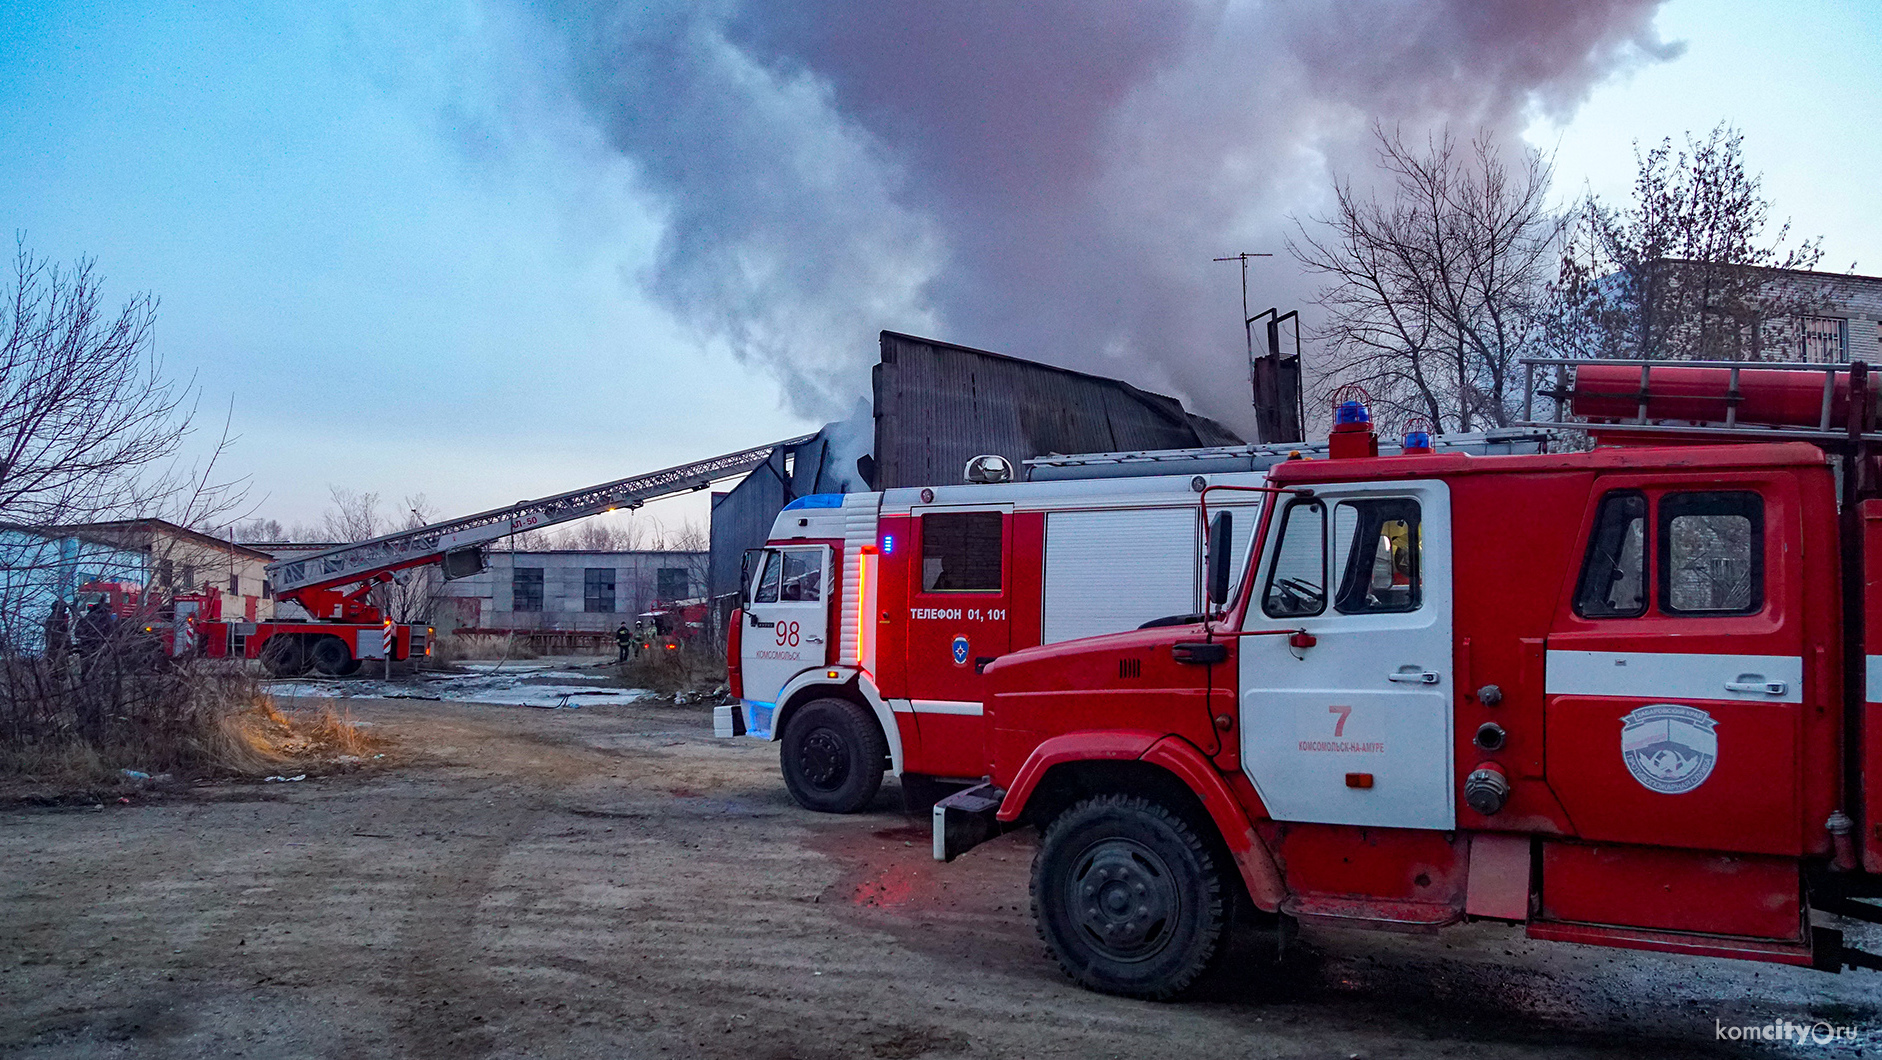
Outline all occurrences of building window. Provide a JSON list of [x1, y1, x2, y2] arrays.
[[157, 558, 173, 587], [1801, 315, 1849, 363], [584, 568, 616, 613], [228, 575, 241, 596], [179, 565, 196, 592], [512, 567, 544, 612], [657, 567, 689, 602]]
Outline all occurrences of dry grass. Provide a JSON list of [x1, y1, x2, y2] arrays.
[[432, 632, 540, 663], [234, 699, 384, 765], [616, 641, 725, 695], [0, 657, 385, 797]]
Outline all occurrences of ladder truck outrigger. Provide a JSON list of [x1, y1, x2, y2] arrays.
[[928, 357, 1882, 999], [184, 437, 813, 676]]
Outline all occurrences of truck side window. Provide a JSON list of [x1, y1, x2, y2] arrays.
[[779, 550, 822, 602], [753, 552, 782, 603], [1574, 491, 1647, 618], [1332, 499, 1421, 615], [921, 512, 1003, 592], [1262, 500, 1326, 618], [1660, 491, 1762, 615]]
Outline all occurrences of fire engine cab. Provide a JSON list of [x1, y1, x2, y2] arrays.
[[719, 431, 1546, 813], [928, 358, 1882, 999]]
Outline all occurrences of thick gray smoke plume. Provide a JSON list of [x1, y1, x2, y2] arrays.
[[526, 0, 1676, 434]]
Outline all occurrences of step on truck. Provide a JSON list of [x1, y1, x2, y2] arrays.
[[717, 430, 1547, 813], [933, 358, 1882, 998]]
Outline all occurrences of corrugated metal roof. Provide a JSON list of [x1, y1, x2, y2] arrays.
[[871, 331, 1243, 489]]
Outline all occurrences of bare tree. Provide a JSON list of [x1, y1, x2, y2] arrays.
[[0, 241, 197, 528], [1290, 127, 1565, 432], [554, 518, 648, 551], [659, 518, 709, 551], [0, 240, 245, 651], [309, 488, 443, 624], [380, 494, 445, 625], [1550, 124, 1827, 362], [232, 517, 285, 542], [0, 240, 255, 776], [320, 487, 383, 542]]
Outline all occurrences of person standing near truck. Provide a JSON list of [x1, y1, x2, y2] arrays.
[[615, 622, 633, 662], [43, 600, 70, 658]]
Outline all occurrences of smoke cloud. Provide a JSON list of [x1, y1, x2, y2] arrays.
[[515, 0, 1677, 434]]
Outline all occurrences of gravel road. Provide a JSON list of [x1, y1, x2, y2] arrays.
[[3, 696, 1877, 1059]]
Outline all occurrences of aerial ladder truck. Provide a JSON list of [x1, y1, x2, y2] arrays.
[[179, 436, 813, 676]]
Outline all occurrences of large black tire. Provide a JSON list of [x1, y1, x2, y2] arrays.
[[779, 698, 887, 814], [1031, 793, 1229, 1000], [260, 635, 310, 677], [310, 636, 353, 676]]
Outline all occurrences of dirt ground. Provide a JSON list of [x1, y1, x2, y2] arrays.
[[3, 696, 1880, 1059]]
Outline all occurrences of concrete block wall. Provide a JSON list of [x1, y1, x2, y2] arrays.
[[438, 549, 708, 633]]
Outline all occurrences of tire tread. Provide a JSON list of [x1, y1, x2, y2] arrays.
[[1030, 792, 1227, 1000]]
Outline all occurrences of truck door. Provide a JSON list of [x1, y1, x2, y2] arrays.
[[1543, 476, 1806, 856], [903, 506, 1013, 777], [740, 544, 832, 727], [1239, 480, 1455, 830]]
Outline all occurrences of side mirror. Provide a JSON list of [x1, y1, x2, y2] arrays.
[[740, 548, 764, 606], [1207, 511, 1234, 606]]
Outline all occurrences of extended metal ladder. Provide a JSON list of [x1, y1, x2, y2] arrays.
[[267, 434, 816, 597]]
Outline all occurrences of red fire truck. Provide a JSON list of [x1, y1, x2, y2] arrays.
[[211, 439, 810, 676], [719, 431, 1546, 812], [923, 357, 1882, 998]]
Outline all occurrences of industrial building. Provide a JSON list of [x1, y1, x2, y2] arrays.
[[57, 520, 274, 621], [434, 549, 708, 635], [707, 330, 1245, 618], [0, 527, 149, 653]]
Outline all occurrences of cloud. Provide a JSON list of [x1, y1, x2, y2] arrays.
[[488, 0, 1677, 431]]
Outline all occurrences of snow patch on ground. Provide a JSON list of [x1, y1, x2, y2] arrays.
[[455, 656, 613, 675], [265, 672, 656, 710]]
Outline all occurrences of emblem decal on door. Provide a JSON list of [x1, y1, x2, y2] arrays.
[[951, 636, 970, 666], [1620, 704, 1718, 794]]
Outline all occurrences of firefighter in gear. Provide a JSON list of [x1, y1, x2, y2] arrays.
[[74, 600, 114, 661], [615, 622, 633, 662], [43, 600, 70, 658]]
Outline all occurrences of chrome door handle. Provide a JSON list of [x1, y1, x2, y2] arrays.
[[1388, 670, 1440, 685], [804, 636, 823, 644], [1725, 677, 1787, 695]]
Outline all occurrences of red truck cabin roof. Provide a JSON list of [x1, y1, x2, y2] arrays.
[[1264, 440, 1829, 487]]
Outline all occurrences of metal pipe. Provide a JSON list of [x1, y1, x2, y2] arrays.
[[1842, 361, 1869, 851]]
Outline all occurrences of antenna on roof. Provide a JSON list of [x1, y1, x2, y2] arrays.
[[1215, 253, 1302, 445]]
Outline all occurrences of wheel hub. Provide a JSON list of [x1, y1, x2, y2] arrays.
[[1068, 838, 1178, 960], [798, 728, 848, 790]]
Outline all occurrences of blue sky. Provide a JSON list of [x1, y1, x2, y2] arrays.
[[1529, 0, 1882, 272], [1, 0, 1877, 531]]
